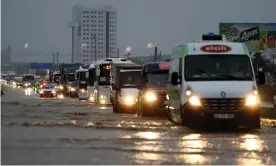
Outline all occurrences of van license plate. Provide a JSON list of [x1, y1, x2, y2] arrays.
[[214, 114, 234, 119]]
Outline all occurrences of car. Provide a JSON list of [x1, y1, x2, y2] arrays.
[[38, 84, 57, 98]]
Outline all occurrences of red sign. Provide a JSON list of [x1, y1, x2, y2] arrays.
[[159, 62, 170, 69], [200, 45, 232, 53]]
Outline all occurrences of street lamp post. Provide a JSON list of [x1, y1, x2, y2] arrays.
[[125, 46, 132, 60], [68, 22, 78, 64]]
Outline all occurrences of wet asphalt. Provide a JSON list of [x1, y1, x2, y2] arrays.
[[1, 85, 276, 165]]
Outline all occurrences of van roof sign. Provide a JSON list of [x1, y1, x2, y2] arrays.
[[159, 62, 170, 69], [200, 44, 232, 53], [143, 62, 170, 73]]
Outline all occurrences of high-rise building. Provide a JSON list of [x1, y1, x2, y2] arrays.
[[71, 4, 117, 64]]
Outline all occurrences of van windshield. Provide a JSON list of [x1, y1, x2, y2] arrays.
[[120, 71, 141, 87], [147, 74, 168, 88], [185, 55, 253, 81]]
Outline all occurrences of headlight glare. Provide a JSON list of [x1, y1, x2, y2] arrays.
[[145, 91, 157, 102], [245, 95, 259, 106], [124, 96, 135, 105], [189, 96, 201, 106]]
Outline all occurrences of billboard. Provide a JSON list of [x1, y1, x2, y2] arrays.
[[30, 63, 52, 69], [219, 23, 276, 52]]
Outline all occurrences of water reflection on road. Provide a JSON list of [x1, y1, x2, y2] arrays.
[[1, 85, 276, 165]]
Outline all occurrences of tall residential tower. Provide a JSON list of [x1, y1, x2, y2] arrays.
[[71, 4, 117, 64]]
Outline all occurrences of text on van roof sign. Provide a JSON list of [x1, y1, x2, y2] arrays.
[[200, 44, 232, 53], [159, 62, 170, 69]]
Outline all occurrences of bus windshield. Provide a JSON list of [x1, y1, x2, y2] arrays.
[[67, 73, 76, 82], [185, 55, 253, 81], [99, 64, 110, 85], [79, 71, 88, 81]]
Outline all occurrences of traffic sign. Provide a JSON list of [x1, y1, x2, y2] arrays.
[[30, 63, 52, 69]]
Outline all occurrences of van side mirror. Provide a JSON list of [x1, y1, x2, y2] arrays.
[[111, 83, 116, 89], [171, 72, 179, 86], [256, 72, 265, 85]]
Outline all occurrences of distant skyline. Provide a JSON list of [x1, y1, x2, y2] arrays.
[[1, 0, 276, 63]]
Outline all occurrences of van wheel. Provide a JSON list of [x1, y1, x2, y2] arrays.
[[140, 104, 150, 117], [179, 106, 187, 126], [167, 104, 173, 121]]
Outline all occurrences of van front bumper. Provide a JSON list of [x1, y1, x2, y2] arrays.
[[142, 97, 167, 116], [182, 103, 260, 128]]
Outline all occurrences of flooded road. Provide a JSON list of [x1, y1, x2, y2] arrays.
[[1, 86, 276, 164]]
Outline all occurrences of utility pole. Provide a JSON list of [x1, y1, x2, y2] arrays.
[[71, 27, 75, 64], [159, 51, 162, 61], [56, 52, 59, 69], [68, 22, 77, 64], [52, 53, 55, 70], [154, 46, 158, 62]]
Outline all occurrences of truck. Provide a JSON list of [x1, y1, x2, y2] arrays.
[[91, 58, 132, 105], [87, 63, 96, 102], [110, 63, 142, 113], [58, 63, 82, 97], [49, 70, 60, 84], [76, 64, 90, 100]]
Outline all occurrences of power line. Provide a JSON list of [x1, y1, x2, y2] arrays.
[[11, 51, 72, 56]]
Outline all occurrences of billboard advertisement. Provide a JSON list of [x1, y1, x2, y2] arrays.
[[219, 23, 276, 52]]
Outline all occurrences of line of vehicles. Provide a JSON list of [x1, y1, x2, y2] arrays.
[[2, 33, 274, 130]]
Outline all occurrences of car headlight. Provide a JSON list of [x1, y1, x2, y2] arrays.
[[81, 89, 86, 93], [245, 95, 259, 107], [71, 88, 75, 91], [59, 86, 63, 90], [52, 90, 56, 94], [100, 95, 106, 99], [124, 96, 135, 105], [58, 94, 64, 98], [145, 91, 157, 102], [39, 91, 44, 94], [189, 96, 201, 106]]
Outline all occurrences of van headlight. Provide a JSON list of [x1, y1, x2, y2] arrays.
[[189, 96, 201, 106], [145, 91, 157, 102], [245, 95, 259, 107], [59, 86, 63, 90], [124, 96, 135, 105], [100, 95, 106, 99]]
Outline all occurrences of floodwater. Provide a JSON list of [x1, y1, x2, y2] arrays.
[[1, 85, 276, 165]]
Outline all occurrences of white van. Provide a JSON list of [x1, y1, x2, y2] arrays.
[[167, 34, 261, 129]]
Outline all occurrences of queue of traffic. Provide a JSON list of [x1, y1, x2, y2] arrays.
[[2, 33, 267, 130], [82, 33, 263, 129]]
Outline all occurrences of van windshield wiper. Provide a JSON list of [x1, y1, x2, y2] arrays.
[[195, 68, 212, 77], [218, 74, 243, 80]]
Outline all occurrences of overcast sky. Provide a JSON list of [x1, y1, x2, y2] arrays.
[[1, 0, 276, 63]]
